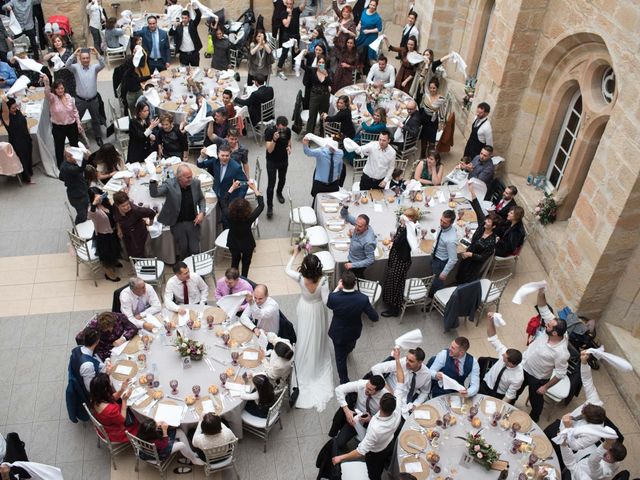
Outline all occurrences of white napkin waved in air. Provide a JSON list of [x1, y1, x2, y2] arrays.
[[148, 220, 164, 239], [459, 177, 487, 202], [449, 51, 468, 78], [440, 373, 466, 392], [50, 53, 66, 71], [205, 144, 218, 158], [342, 137, 360, 153], [217, 291, 251, 319], [401, 216, 420, 252], [585, 346, 633, 372], [512, 280, 548, 304], [7, 75, 31, 96], [133, 45, 144, 67], [8, 11, 23, 35], [0, 461, 63, 480], [184, 100, 213, 135], [66, 141, 90, 166], [368, 34, 385, 53], [144, 87, 161, 107], [305, 133, 339, 150], [406, 51, 425, 65], [492, 312, 506, 327], [293, 49, 306, 77], [552, 424, 618, 446]]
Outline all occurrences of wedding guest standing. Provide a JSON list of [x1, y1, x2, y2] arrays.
[[42, 74, 82, 168], [381, 207, 419, 317], [43, 34, 76, 96], [386, 36, 419, 94], [59, 149, 89, 224], [330, 1, 356, 69], [275, 0, 306, 80], [355, 0, 382, 72], [333, 37, 358, 92], [246, 30, 273, 86], [113, 191, 156, 258], [420, 78, 445, 156], [133, 15, 171, 72], [169, 5, 202, 67], [1, 95, 34, 184], [306, 55, 332, 135], [87, 189, 122, 281], [210, 27, 230, 70]]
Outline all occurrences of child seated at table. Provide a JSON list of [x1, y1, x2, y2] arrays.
[[189, 413, 237, 462], [388, 168, 406, 193], [153, 113, 188, 161], [136, 419, 204, 469]]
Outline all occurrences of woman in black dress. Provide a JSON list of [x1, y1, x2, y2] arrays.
[[456, 183, 499, 284], [128, 103, 159, 164], [381, 207, 420, 317], [43, 34, 76, 97], [240, 374, 275, 418], [221, 180, 264, 277], [305, 55, 332, 135], [322, 95, 356, 140], [301, 43, 328, 109], [1, 96, 34, 184], [87, 188, 122, 281]]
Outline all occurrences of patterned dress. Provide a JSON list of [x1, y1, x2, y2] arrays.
[[382, 224, 412, 310]]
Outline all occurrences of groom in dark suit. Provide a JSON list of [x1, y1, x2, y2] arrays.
[[328, 271, 379, 384]]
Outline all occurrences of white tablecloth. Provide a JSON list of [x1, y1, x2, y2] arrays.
[[393, 393, 561, 479]]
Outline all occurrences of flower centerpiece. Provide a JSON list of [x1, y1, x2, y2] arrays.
[[175, 331, 206, 361], [394, 206, 423, 222], [534, 193, 558, 225], [463, 76, 477, 110], [457, 431, 500, 470]]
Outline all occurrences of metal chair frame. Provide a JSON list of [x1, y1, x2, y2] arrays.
[[356, 278, 382, 306], [241, 388, 286, 453], [247, 98, 276, 143], [68, 230, 101, 286], [83, 403, 130, 470], [399, 275, 435, 323], [188, 248, 216, 282], [202, 439, 239, 479], [126, 431, 179, 479], [129, 256, 165, 291]]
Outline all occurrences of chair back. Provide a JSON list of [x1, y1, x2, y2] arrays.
[[260, 99, 275, 124], [323, 121, 341, 139], [191, 249, 215, 275], [359, 132, 380, 145], [83, 403, 111, 446], [484, 273, 512, 303], [351, 69, 358, 85], [287, 186, 296, 221], [395, 126, 422, 160], [126, 431, 162, 464], [356, 278, 381, 305], [265, 388, 287, 428], [68, 231, 96, 262], [229, 48, 241, 69], [351, 156, 368, 183], [202, 439, 236, 466], [228, 115, 239, 131], [129, 256, 163, 285], [403, 276, 433, 300]]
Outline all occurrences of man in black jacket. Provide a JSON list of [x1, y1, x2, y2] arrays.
[[328, 271, 379, 384], [169, 6, 202, 66], [394, 100, 422, 151], [493, 185, 518, 220], [59, 149, 89, 224], [234, 74, 274, 126]]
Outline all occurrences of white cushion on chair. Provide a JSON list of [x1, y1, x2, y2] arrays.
[[545, 376, 571, 402], [352, 182, 360, 192], [403, 279, 427, 300], [479, 278, 500, 303], [306, 226, 329, 246], [314, 250, 335, 272], [241, 410, 280, 428], [115, 116, 130, 131], [300, 110, 309, 122], [433, 285, 456, 306], [208, 455, 234, 469], [215, 230, 229, 249], [107, 46, 126, 53], [290, 206, 317, 225], [77, 240, 97, 261], [76, 220, 95, 240]]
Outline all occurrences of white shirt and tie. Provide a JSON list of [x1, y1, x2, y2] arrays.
[[335, 379, 386, 416], [370, 357, 431, 407], [484, 335, 524, 400], [355, 385, 405, 456], [119, 285, 162, 328], [163, 273, 209, 312]]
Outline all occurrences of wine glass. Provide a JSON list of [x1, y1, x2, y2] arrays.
[[230, 350, 239, 366], [207, 315, 215, 329], [221, 333, 230, 345], [142, 335, 151, 351], [186, 318, 194, 330], [169, 379, 178, 395], [192, 384, 201, 399], [164, 321, 173, 336], [219, 372, 228, 385], [145, 373, 155, 385], [182, 94, 188, 105]]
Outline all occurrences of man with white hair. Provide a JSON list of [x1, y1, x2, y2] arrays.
[[119, 277, 162, 330], [150, 163, 206, 261]]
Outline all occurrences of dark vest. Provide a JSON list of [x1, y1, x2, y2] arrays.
[[431, 349, 474, 397]]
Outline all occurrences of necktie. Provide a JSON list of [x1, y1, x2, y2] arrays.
[[433, 228, 443, 255], [406, 372, 416, 403], [152, 30, 160, 58], [497, 199, 505, 211], [365, 394, 372, 414], [454, 357, 460, 376], [493, 365, 508, 393], [327, 152, 335, 184], [135, 295, 146, 315], [182, 281, 189, 304]]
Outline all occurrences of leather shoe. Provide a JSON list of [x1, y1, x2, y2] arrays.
[[267, 208, 273, 219], [96, 137, 104, 147], [105, 274, 121, 282], [381, 309, 399, 317], [277, 192, 285, 204]]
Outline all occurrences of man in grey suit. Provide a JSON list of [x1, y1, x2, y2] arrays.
[[150, 163, 206, 261]]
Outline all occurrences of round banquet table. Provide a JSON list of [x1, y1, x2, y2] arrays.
[[109, 305, 268, 439], [392, 393, 561, 480], [103, 163, 217, 264], [331, 83, 414, 131], [153, 68, 244, 124], [314, 186, 471, 284]]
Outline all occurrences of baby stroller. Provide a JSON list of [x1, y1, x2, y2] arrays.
[[226, 8, 256, 68], [45, 14, 74, 49], [559, 306, 601, 369]]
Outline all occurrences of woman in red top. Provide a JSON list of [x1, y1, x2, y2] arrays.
[[89, 373, 138, 443]]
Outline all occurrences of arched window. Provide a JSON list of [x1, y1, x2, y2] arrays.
[[469, 0, 495, 77], [545, 90, 582, 191]]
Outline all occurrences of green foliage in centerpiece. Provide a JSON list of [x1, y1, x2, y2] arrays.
[[457, 431, 500, 470]]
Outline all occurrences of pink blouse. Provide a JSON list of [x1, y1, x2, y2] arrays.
[[45, 87, 81, 126]]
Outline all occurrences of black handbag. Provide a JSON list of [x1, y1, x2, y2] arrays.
[[288, 361, 300, 407]]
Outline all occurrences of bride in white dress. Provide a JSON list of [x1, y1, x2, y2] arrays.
[[285, 248, 335, 411]]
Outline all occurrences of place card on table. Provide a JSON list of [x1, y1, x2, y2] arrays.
[[242, 350, 259, 361], [373, 203, 383, 212], [114, 364, 133, 376], [450, 395, 462, 409], [201, 399, 216, 413], [404, 462, 423, 473], [414, 409, 431, 420], [485, 400, 496, 414], [515, 433, 533, 444], [111, 341, 130, 357]]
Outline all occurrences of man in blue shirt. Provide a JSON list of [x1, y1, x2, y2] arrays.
[[459, 145, 495, 187], [133, 15, 171, 72], [429, 209, 458, 297], [302, 136, 344, 207], [0, 60, 17, 87], [339, 206, 377, 279]]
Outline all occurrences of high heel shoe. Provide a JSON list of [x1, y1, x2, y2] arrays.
[[105, 274, 121, 282]]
